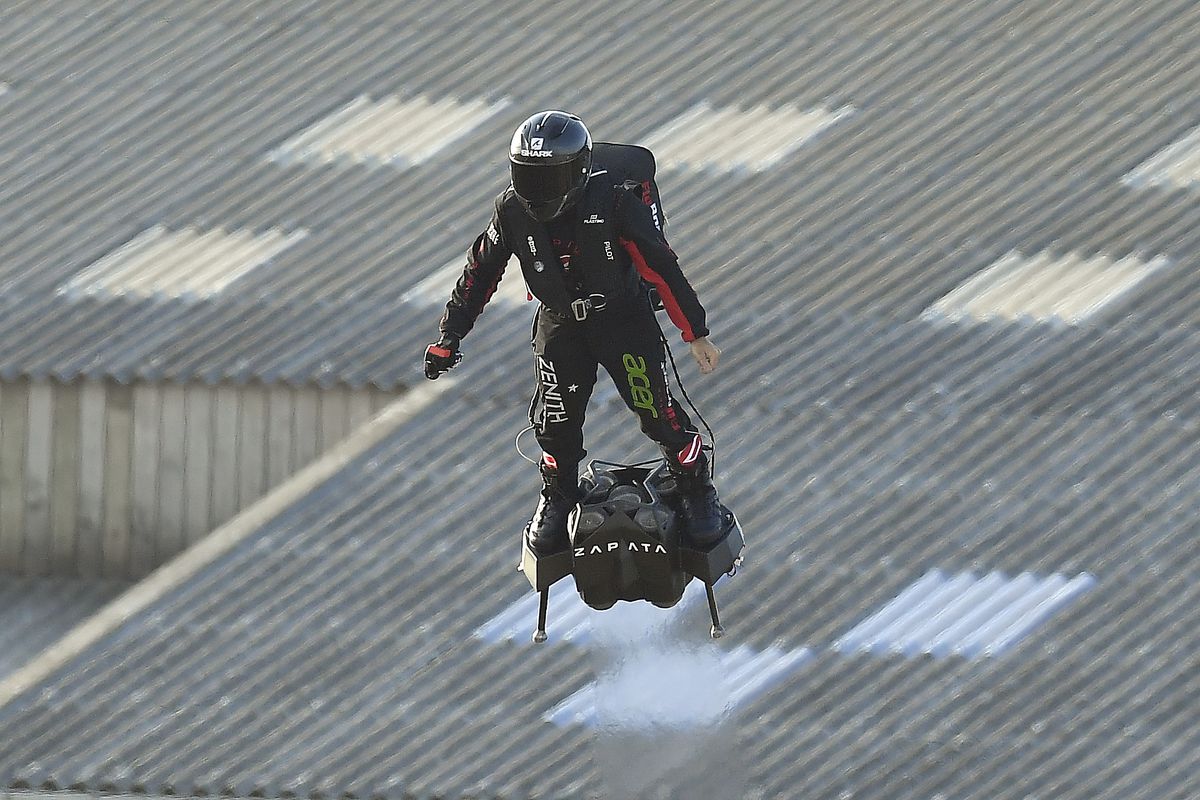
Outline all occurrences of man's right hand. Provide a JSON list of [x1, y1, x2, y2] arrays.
[[424, 334, 462, 380]]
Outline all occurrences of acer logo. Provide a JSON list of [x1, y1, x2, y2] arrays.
[[623, 353, 658, 419], [574, 541, 669, 557]]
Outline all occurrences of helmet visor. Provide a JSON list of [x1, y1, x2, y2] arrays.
[[511, 160, 582, 204]]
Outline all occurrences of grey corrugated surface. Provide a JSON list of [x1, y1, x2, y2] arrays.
[[0, 0, 1190, 389], [0, 577, 129, 681], [1, 0, 1200, 798], [4, 350, 1199, 799]]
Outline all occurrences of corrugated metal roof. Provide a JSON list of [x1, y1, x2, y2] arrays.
[[268, 94, 512, 169], [0, 0, 1190, 387], [0, 0, 1200, 798], [831, 569, 1097, 658], [3, 361, 1198, 798], [0, 577, 129, 681], [1123, 123, 1200, 189], [58, 225, 311, 302], [924, 252, 1172, 323], [641, 102, 854, 172]]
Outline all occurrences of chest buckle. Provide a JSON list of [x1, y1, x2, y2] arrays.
[[571, 293, 607, 321]]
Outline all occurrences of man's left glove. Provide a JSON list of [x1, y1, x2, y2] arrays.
[[424, 334, 462, 380]]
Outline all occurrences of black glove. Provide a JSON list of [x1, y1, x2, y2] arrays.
[[424, 334, 462, 380]]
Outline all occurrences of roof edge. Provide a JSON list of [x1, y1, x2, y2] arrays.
[[0, 376, 459, 711]]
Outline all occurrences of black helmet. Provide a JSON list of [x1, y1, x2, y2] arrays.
[[509, 110, 593, 221]]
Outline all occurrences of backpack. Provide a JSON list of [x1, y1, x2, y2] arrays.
[[591, 142, 669, 309], [592, 142, 667, 233]]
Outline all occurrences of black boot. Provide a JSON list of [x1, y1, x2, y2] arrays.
[[526, 461, 578, 555], [668, 450, 726, 546]]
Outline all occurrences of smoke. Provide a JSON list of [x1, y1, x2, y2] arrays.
[[584, 588, 749, 799]]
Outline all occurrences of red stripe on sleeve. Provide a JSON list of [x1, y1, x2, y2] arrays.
[[468, 244, 506, 306], [620, 237, 697, 342], [482, 263, 504, 303]]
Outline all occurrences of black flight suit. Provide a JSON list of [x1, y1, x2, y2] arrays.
[[440, 160, 710, 480]]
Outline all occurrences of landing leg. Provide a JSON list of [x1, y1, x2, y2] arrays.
[[533, 587, 550, 643], [705, 583, 725, 639]]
